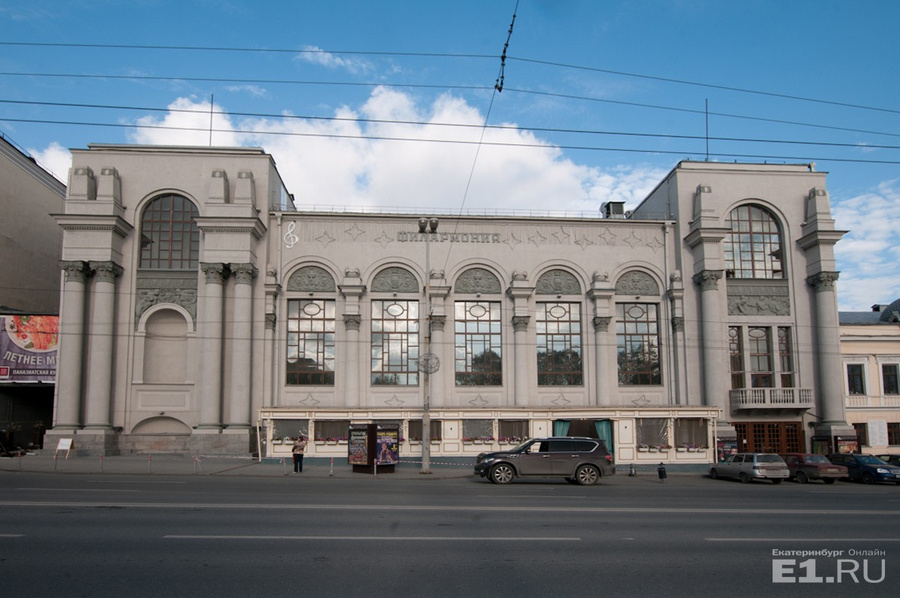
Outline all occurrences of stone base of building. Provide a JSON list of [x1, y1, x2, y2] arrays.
[[43, 428, 257, 456], [189, 428, 255, 456], [44, 428, 121, 457]]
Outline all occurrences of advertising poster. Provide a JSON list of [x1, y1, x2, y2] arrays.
[[376, 426, 399, 465], [348, 426, 368, 465], [0, 315, 59, 382]]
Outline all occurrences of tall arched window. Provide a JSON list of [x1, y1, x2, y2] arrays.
[[139, 194, 200, 270], [724, 205, 783, 279]]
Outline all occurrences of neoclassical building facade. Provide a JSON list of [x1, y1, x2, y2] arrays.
[[47, 145, 852, 461]]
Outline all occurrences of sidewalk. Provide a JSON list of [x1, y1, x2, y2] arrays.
[[0, 453, 473, 479], [1, 453, 709, 478]]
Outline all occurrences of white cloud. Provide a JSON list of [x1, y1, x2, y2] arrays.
[[28, 141, 70, 183], [226, 85, 268, 98], [295, 45, 371, 74], [832, 179, 900, 310], [122, 88, 659, 217]]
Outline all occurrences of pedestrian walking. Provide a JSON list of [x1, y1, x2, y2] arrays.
[[292, 435, 308, 473]]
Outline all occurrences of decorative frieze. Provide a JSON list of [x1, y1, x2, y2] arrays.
[[615, 271, 660, 296], [371, 267, 418, 293], [535, 269, 581, 295], [287, 266, 335, 292], [455, 267, 502, 294]]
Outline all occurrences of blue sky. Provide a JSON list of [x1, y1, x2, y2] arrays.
[[1, 0, 898, 310]]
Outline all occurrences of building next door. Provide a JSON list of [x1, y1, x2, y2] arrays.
[[734, 421, 804, 453]]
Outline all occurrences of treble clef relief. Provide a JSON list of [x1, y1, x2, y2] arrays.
[[283, 221, 299, 249]]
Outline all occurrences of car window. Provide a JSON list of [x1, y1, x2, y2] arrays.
[[548, 440, 574, 452], [732, 455, 743, 463], [573, 441, 596, 452], [758, 454, 783, 463], [783, 455, 797, 464], [538, 441, 551, 453], [805, 455, 830, 464], [857, 456, 883, 465]]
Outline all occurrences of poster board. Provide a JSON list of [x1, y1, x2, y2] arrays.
[[55, 438, 73, 459]]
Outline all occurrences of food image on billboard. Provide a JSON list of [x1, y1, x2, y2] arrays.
[[0, 315, 58, 382]]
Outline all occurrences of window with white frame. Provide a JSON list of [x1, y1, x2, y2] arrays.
[[724, 204, 784, 279], [636, 418, 669, 449], [847, 363, 866, 395], [286, 299, 335, 385], [882, 363, 900, 396], [616, 303, 661, 385], [536, 302, 583, 386]]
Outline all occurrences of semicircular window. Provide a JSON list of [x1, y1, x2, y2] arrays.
[[139, 194, 200, 270]]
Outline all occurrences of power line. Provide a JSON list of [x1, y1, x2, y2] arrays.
[[4, 71, 896, 141], [3, 98, 899, 154]]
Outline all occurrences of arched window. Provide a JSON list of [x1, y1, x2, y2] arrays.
[[724, 205, 783, 279], [139, 194, 199, 270]]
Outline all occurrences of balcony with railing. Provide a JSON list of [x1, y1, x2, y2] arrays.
[[846, 394, 900, 409], [730, 387, 814, 410]]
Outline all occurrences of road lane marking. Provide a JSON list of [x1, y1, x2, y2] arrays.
[[16, 488, 140, 492], [1, 502, 898, 516], [0, 534, 24, 537], [165, 535, 581, 541], [707, 537, 900, 542]]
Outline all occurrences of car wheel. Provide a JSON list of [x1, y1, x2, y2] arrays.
[[823, 478, 836, 484], [861, 471, 876, 485], [710, 469, 719, 479], [575, 465, 600, 486], [490, 463, 515, 485], [796, 471, 809, 484], [771, 479, 783, 485], [739, 472, 750, 484]]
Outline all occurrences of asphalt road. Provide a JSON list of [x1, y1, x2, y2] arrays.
[[1, 471, 898, 598]]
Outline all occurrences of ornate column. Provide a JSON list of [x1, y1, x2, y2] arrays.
[[808, 272, 845, 423], [83, 261, 123, 429], [693, 270, 727, 412], [198, 263, 228, 429], [342, 313, 361, 408], [512, 315, 531, 406], [227, 263, 256, 429], [592, 316, 613, 406], [54, 261, 90, 430]]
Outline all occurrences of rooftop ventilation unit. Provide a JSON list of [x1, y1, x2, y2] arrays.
[[601, 201, 626, 219]]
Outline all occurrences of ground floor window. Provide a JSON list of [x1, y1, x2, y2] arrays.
[[888, 422, 900, 446], [314, 419, 350, 442], [270, 419, 308, 442], [852, 423, 868, 447], [407, 419, 442, 441], [498, 419, 528, 443], [636, 418, 669, 449], [674, 418, 708, 449], [462, 419, 494, 443]]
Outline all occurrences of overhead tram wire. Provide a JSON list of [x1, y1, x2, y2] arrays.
[[4, 98, 900, 153], [2, 116, 899, 165], [3, 71, 897, 141], [4, 41, 897, 117]]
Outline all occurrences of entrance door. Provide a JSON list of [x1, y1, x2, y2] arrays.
[[734, 422, 804, 453]]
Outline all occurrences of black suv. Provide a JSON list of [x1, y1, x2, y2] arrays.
[[473, 437, 615, 485]]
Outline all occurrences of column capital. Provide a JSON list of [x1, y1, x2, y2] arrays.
[[692, 269, 723, 291], [343, 313, 361, 331], [89, 261, 123, 283], [429, 314, 446, 332], [671, 316, 685, 332], [512, 315, 530, 332], [592, 316, 612, 332], [265, 313, 277, 330], [807, 271, 840, 292], [201, 262, 229, 285], [59, 260, 90, 283], [231, 263, 258, 285]]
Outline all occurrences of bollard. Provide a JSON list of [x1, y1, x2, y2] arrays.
[[329, 457, 334, 477], [54, 453, 58, 472], [282, 457, 287, 475], [99, 454, 104, 473], [148, 454, 153, 474], [657, 462, 667, 482], [629, 463, 636, 477], [193, 455, 201, 473]]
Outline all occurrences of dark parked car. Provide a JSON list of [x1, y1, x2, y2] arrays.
[[876, 454, 900, 467], [826, 453, 900, 485], [780, 453, 846, 484], [473, 437, 615, 485]]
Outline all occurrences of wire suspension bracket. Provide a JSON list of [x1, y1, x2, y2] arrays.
[[494, 1, 519, 92]]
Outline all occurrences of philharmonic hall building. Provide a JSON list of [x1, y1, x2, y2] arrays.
[[47, 144, 853, 463]]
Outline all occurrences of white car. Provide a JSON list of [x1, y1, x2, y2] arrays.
[[710, 452, 790, 484]]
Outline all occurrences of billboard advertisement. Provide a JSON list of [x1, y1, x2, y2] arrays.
[[0, 315, 58, 383]]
